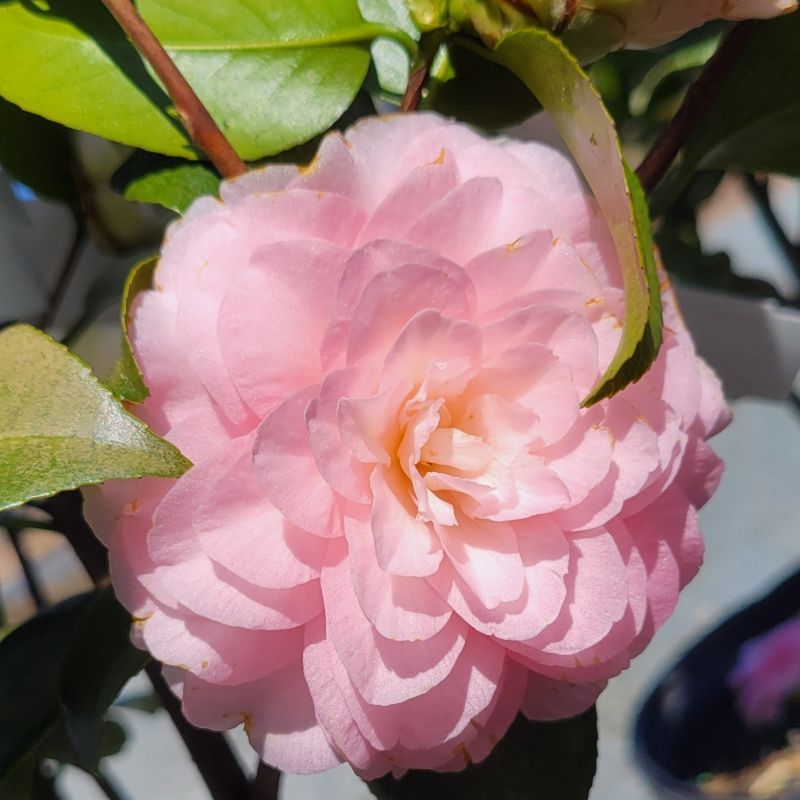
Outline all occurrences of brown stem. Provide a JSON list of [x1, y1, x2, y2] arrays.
[[636, 22, 756, 195], [250, 762, 281, 800], [39, 219, 87, 331], [99, 0, 246, 179], [401, 62, 429, 112], [6, 528, 48, 609]]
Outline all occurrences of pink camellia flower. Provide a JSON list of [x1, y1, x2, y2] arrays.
[[85, 113, 730, 777], [730, 617, 800, 724]]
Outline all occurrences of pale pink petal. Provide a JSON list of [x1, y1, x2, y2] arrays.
[[346, 263, 475, 370], [321, 239, 461, 371], [305, 367, 376, 503], [344, 513, 453, 641], [180, 666, 342, 774], [370, 467, 443, 577], [380, 310, 482, 398], [140, 606, 303, 685], [254, 385, 343, 538], [321, 542, 467, 706], [437, 515, 525, 610], [303, 618, 393, 777], [357, 154, 460, 243], [218, 240, 350, 417], [404, 177, 503, 263]]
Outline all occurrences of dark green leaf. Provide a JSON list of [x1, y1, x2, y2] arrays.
[[0, 324, 190, 512], [60, 587, 148, 771], [112, 152, 220, 214], [426, 42, 540, 129], [0, 97, 77, 207], [488, 28, 662, 404], [0, 593, 94, 778], [674, 13, 800, 183], [40, 717, 128, 768], [0, 754, 35, 800], [0, 0, 414, 160], [105, 257, 157, 403], [369, 709, 598, 800]]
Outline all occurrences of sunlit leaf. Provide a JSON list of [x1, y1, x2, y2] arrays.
[[112, 152, 220, 213], [0, 324, 189, 511], [488, 28, 663, 404], [105, 257, 157, 404], [0, 0, 414, 160]]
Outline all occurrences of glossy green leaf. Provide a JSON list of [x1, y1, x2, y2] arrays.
[[359, 0, 420, 96], [0, 592, 94, 777], [0, 0, 414, 160], [0, 324, 190, 512], [60, 587, 149, 771], [488, 28, 663, 405], [369, 709, 598, 800], [673, 13, 800, 180], [105, 257, 158, 403], [112, 152, 220, 213], [0, 97, 77, 207]]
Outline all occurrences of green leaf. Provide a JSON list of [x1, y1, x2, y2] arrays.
[[105, 257, 158, 403], [369, 709, 598, 800], [0, 0, 414, 161], [40, 717, 128, 769], [673, 13, 800, 182], [0, 592, 94, 778], [0, 97, 77, 207], [60, 587, 149, 771], [359, 0, 420, 96], [488, 28, 663, 405], [627, 35, 720, 118], [0, 324, 190, 512], [112, 152, 220, 213]]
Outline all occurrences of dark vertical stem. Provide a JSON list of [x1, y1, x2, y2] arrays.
[[146, 663, 252, 800], [39, 219, 87, 331], [99, 0, 246, 178], [743, 173, 800, 286], [402, 63, 429, 112], [41, 492, 109, 586], [5, 528, 48, 609], [637, 22, 756, 195], [250, 762, 281, 800]]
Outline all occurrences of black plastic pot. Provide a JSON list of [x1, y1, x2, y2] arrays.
[[634, 565, 800, 800]]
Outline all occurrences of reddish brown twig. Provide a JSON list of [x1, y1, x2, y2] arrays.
[[402, 62, 430, 112], [636, 22, 756, 195], [100, 0, 246, 179]]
